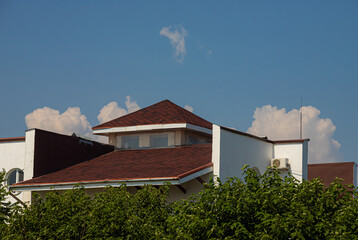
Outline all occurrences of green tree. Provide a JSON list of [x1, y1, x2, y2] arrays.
[[167, 166, 358, 239], [3, 184, 170, 239], [0, 170, 21, 240], [3, 186, 92, 239], [86, 184, 170, 239], [0, 171, 17, 223], [2, 166, 358, 239]]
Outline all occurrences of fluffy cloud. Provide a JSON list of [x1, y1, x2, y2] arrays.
[[247, 105, 342, 163], [160, 25, 188, 63], [25, 96, 141, 144], [125, 96, 141, 113], [97, 96, 140, 124], [25, 106, 93, 137], [184, 105, 194, 112]]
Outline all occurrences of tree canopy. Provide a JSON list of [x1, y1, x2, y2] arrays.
[[1, 166, 357, 239]]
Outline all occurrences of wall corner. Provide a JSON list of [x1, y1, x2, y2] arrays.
[[24, 129, 36, 204], [212, 124, 221, 181], [302, 140, 309, 180]]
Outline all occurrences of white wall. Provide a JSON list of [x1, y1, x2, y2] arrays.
[[0, 130, 36, 205], [0, 139, 26, 204], [274, 141, 308, 181], [23, 129, 36, 203], [212, 125, 308, 182], [212, 125, 274, 181], [0, 141, 25, 173]]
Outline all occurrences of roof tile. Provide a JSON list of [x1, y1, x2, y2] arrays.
[[93, 100, 212, 130], [15, 144, 212, 186]]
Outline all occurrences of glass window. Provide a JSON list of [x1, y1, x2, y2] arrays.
[[150, 134, 168, 148], [121, 136, 139, 149], [7, 169, 24, 186], [186, 135, 199, 145]]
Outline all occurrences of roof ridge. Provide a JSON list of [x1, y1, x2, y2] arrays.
[[93, 99, 170, 129], [92, 99, 212, 130]]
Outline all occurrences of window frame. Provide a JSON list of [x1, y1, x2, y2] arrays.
[[121, 135, 140, 149], [149, 133, 169, 148]]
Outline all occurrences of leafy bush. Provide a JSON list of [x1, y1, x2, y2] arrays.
[[0, 171, 19, 230], [2, 184, 170, 240], [167, 166, 358, 239], [1, 166, 357, 239]]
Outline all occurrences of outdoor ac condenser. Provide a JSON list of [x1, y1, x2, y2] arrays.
[[271, 158, 289, 170]]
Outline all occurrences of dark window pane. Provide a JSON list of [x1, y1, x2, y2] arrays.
[[150, 134, 168, 148], [187, 135, 199, 145], [121, 136, 139, 149], [18, 170, 24, 182], [7, 169, 24, 185]]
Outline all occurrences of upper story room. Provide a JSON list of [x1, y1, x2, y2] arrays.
[[92, 100, 212, 150]]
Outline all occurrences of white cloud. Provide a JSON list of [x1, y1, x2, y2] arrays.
[[184, 105, 194, 112], [25, 96, 141, 144], [97, 96, 140, 124], [97, 102, 127, 124], [125, 96, 140, 113], [160, 25, 188, 63], [25, 106, 93, 137], [206, 49, 212, 59], [247, 105, 342, 164]]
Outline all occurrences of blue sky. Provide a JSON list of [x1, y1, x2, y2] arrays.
[[0, 1, 357, 164]]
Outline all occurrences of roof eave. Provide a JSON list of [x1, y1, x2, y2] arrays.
[[93, 123, 212, 136], [0, 136, 25, 143], [10, 166, 213, 192], [273, 139, 310, 144]]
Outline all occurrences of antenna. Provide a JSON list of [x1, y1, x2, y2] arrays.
[[300, 97, 303, 139]]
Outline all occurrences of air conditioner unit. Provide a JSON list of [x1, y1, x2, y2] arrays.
[[271, 158, 289, 170]]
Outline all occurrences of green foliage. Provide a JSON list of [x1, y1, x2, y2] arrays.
[[1, 166, 358, 239], [2, 184, 170, 240], [86, 185, 170, 239], [166, 166, 358, 239], [0, 170, 18, 229]]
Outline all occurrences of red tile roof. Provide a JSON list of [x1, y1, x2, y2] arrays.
[[14, 144, 212, 186], [93, 100, 212, 130]]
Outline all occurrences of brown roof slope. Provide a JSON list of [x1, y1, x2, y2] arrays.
[[93, 100, 212, 130], [15, 144, 212, 186]]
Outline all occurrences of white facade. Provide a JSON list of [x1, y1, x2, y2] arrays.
[[212, 125, 309, 182], [0, 140, 26, 204], [0, 141, 25, 176], [274, 141, 308, 181], [0, 129, 36, 204]]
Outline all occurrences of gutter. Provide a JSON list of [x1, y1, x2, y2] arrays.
[[10, 166, 213, 192]]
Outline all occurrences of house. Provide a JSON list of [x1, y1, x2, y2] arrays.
[[2, 100, 309, 203]]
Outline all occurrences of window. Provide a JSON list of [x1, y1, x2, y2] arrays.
[[252, 167, 261, 176], [150, 134, 169, 148], [6, 169, 24, 186], [186, 135, 199, 145], [121, 136, 139, 149]]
